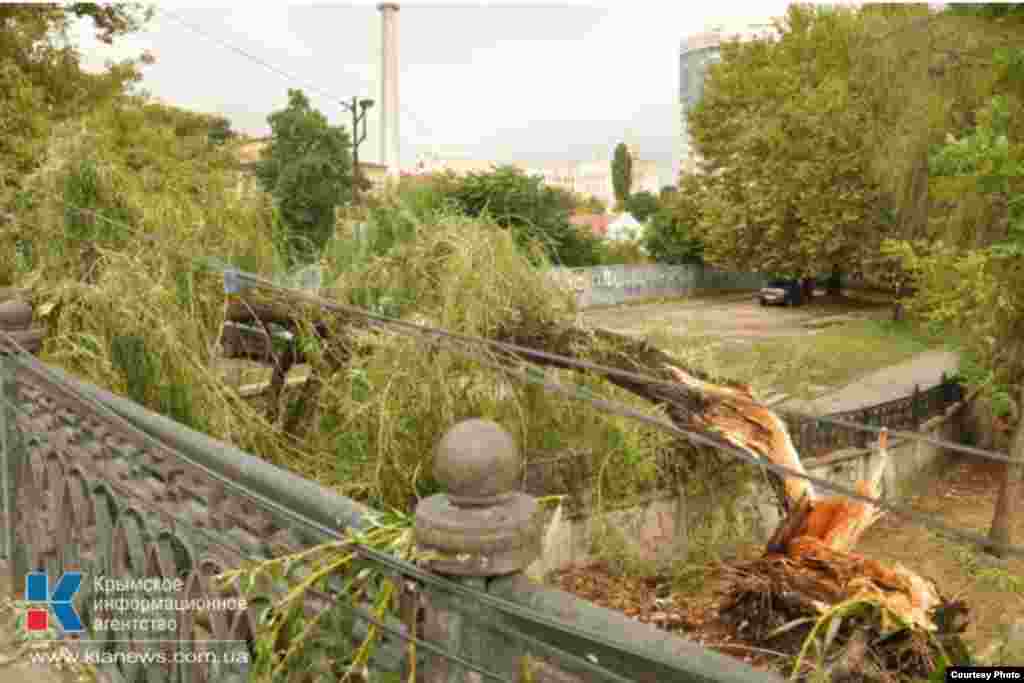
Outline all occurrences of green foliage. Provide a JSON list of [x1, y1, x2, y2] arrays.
[[686, 4, 900, 280], [256, 89, 354, 265], [0, 3, 150, 194], [611, 142, 633, 202], [595, 238, 650, 266], [583, 195, 607, 214], [432, 165, 604, 267], [890, 93, 1024, 389], [207, 115, 235, 145], [62, 159, 133, 246], [11, 89, 288, 464], [945, 4, 1024, 19], [219, 510, 420, 682], [623, 190, 660, 223], [642, 177, 704, 265]]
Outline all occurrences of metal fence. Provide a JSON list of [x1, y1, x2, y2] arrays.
[[0, 350, 780, 683], [787, 373, 964, 458], [518, 373, 965, 521]]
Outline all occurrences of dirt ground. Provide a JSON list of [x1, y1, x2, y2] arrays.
[[555, 456, 1024, 676], [580, 292, 960, 406], [580, 292, 890, 340]]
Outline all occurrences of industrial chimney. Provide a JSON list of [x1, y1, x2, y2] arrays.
[[378, 3, 400, 177]]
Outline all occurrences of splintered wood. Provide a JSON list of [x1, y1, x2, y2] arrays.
[[666, 364, 947, 635], [221, 295, 969, 675]]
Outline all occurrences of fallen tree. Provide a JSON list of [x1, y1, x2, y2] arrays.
[[222, 288, 970, 679], [12, 184, 967, 677]]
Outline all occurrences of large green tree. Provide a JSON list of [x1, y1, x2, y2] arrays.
[[883, 4, 1024, 386], [0, 3, 151, 193], [686, 4, 913, 282], [877, 4, 1024, 555], [611, 142, 633, 204], [860, 3, 1019, 557], [256, 89, 354, 264]]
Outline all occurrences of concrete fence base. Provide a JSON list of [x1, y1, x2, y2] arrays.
[[550, 264, 767, 310], [528, 416, 963, 577]]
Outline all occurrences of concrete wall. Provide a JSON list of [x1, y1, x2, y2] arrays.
[[528, 416, 961, 577], [550, 263, 767, 309]]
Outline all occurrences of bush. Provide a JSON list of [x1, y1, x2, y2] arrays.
[[643, 191, 705, 265], [597, 239, 651, 265], [624, 191, 660, 223], [430, 165, 605, 267]]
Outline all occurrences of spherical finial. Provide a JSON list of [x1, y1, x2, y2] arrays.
[[433, 419, 520, 507], [0, 299, 32, 331]]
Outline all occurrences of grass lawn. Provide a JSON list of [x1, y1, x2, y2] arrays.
[[647, 318, 952, 400]]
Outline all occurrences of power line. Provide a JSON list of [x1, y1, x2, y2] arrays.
[[18, 239, 1016, 560], [6, 298, 1024, 563], [154, 7, 359, 114], [0, 335, 752, 683], [153, 6, 437, 147], [2, 381, 514, 681], [329, 328, 1024, 560], [221, 262, 1013, 466], [6, 199, 1014, 468]]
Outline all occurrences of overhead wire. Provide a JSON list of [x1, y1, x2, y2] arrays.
[[10, 179, 1024, 554], [21, 198, 1006, 466], [18, 259, 1024, 562], [220, 259, 1014, 465], [0, 371, 519, 682], [153, 7, 360, 114], [4, 3, 1015, 677], [0, 333, 735, 682], [9, 199, 1024, 557], [153, 6, 438, 147], [390, 331, 1024, 560], [33, 3, 1016, 467]]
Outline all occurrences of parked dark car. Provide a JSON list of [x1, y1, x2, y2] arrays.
[[758, 279, 804, 306]]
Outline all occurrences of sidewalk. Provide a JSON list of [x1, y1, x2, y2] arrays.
[[780, 349, 960, 415]]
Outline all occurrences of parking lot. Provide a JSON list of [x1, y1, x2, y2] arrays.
[[580, 292, 888, 341]]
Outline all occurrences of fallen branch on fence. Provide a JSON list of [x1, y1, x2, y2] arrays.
[[223, 292, 970, 678]]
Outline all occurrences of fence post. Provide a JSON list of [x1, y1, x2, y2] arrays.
[[414, 419, 542, 683], [0, 352, 21, 562]]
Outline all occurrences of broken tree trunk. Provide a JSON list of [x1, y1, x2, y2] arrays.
[[988, 385, 1024, 557], [223, 293, 969, 674]]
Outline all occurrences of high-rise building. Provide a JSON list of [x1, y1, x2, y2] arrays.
[[678, 23, 775, 178]]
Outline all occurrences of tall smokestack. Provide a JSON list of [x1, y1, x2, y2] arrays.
[[378, 3, 400, 177]]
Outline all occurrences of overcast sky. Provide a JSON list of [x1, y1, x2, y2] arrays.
[[75, 1, 796, 185]]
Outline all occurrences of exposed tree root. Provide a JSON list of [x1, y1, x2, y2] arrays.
[[222, 293, 972, 676]]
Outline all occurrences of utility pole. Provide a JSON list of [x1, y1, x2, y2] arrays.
[[348, 95, 374, 204]]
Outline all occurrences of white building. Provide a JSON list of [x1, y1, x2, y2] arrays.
[[413, 145, 659, 210], [606, 212, 643, 242]]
